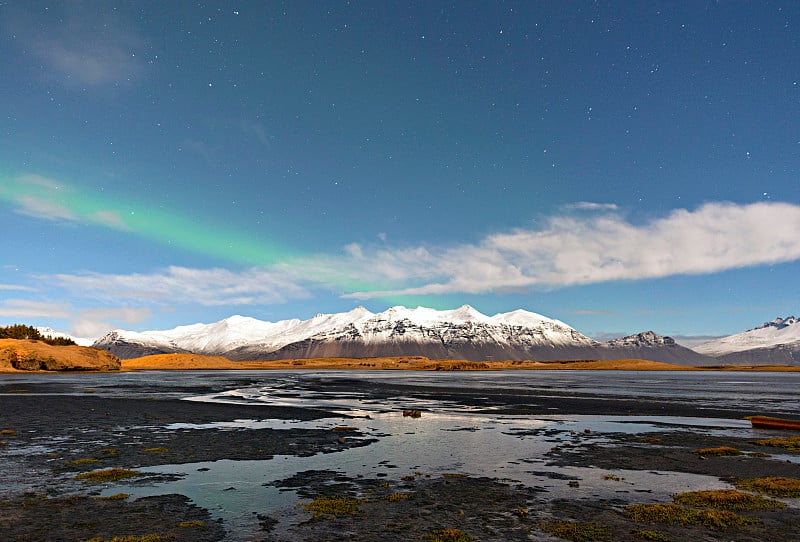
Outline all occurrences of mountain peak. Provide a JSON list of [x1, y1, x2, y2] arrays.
[[605, 331, 675, 348]]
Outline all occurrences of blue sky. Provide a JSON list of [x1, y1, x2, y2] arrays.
[[1, 1, 800, 341]]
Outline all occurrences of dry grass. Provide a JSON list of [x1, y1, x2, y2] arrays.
[[67, 458, 101, 466], [538, 520, 611, 541], [0, 429, 16, 436], [673, 489, 784, 510], [421, 529, 475, 542], [734, 477, 800, 498], [85, 536, 169, 542], [93, 493, 130, 501], [177, 520, 205, 528], [692, 446, 740, 456], [754, 435, 800, 453], [385, 492, 412, 501], [119, 353, 701, 372], [301, 495, 363, 518], [625, 503, 760, 530], [630, 529, 670, 541], [143, 447, 169, 453], [75, 468, 143, 483]]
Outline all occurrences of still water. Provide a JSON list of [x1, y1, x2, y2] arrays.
[[4, 370, 798, 539]]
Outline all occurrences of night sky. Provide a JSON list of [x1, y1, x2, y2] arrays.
[[2, 1, 800, 341]]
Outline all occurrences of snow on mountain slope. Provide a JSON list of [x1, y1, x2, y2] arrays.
[[94, 305, 593, 359], [694, 316, 800, 357]]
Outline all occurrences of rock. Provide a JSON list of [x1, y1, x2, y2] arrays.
[[0, 339, 121, 372]]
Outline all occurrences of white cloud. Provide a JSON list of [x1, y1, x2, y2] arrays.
[[14, 195, 77, 221], [337, 202, 800, 299], [43, 266, 310, 307]]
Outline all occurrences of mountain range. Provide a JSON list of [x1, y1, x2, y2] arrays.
[[91, 305, 716, 365], [693, 316, 800, 365]]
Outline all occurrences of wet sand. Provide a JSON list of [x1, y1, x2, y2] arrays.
[[1, 375, 799, 541]]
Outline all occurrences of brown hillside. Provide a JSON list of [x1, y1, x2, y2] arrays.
[[0, 339, 121, 372], [121, 354, 698, 371]]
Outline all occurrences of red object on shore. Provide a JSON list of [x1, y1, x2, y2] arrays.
[[749, 416, 800, 431]]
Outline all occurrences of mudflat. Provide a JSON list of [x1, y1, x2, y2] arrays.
[[1, 373, 798, 541]]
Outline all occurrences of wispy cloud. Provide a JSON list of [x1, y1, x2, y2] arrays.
[[43, 266, 310, 307], [7, 5, 145, 87], [0, 299, 71, 320], [0, 284, 37, 292], [336, 202, 800, 299], [564, 202, 619, 211]]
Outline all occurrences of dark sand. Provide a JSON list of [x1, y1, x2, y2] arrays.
[[1, 376, 798, 541]]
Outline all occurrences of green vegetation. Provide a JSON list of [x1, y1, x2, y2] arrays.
[[734, 477, 800, 497], [631, 528, 670, 541], [75, 468, 143, 483], [0, 324, 75, 346], [673, 489, 784, 510], [421, 528, 475, 542], [538, 520, 611, 541], [301, 495, 363, 518], [692, 446, 740, 456], [625, 503, 760, 530], [754, 435, 800, 453]]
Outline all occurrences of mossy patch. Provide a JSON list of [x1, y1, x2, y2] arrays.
[[692, 446, 740, 456], [734, 476, 800, 497], [602, 474, 622, 481], [421, 528, 475, 542], [442, 472, 468, 479], [75, 468, 143, 483], [301, 495, 363, 518], [143, 447, 169, 453], [754, 435, 800, 453], [673, 489, 784, 510], [625, 503, 760, 530], [0, 429, 16, 436], [385, 492, 412, 501], [538, 520, 611, 541]]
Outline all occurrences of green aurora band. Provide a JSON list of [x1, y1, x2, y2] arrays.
[[0, 173, 442, 307]]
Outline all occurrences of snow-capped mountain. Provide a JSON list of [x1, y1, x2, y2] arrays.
[[92, 305, 714, 364], [693, 316, 800, 365]]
